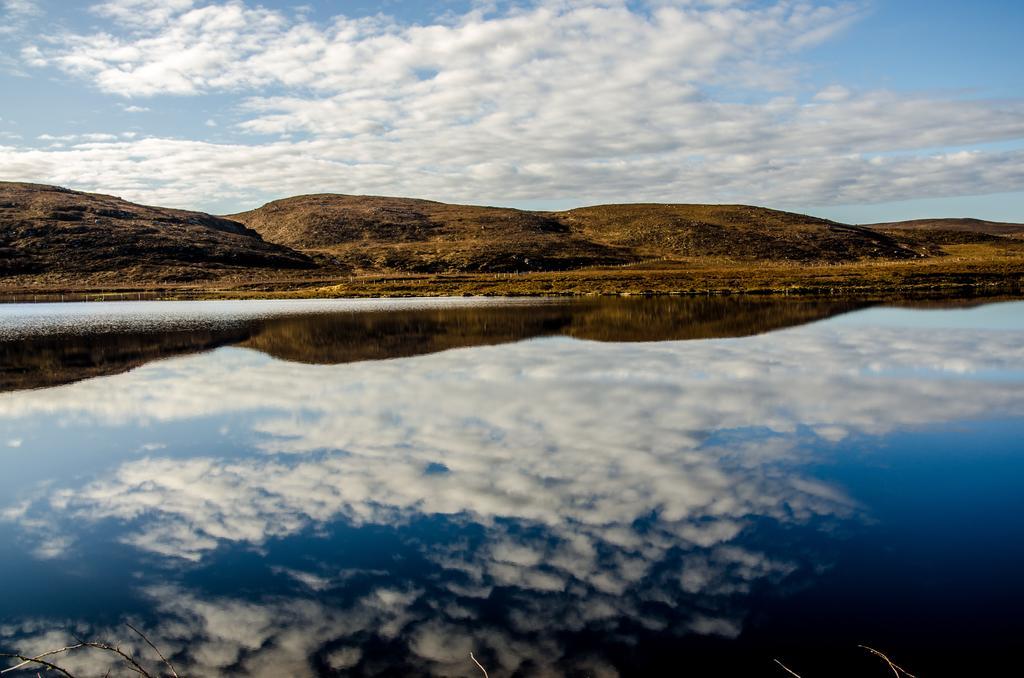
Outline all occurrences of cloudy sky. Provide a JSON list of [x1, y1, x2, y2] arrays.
[[0, 0, 1022, 221]]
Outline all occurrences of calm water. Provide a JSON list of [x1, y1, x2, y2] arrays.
[[0, 297, 1022, 677]]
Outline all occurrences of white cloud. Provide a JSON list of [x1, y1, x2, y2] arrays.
[[2, 0, 1023, 211], [0, 0, 39, 70], [91, 0, 197, 30], [3, 132, 1024, 211], [0, 0, 39, 35], [814, 84, 851, 102], [36, 132, 118, 142]]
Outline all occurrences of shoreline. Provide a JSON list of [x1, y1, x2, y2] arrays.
[[1, 258, 1022, 303]]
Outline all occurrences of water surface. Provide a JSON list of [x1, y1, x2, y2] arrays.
[[0, 296, 1022, 677]]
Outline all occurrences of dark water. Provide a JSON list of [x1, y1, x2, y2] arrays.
[[0, 297, 1022, 677]]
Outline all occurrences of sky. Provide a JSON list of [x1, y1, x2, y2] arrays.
[[0, 0, 1022, 222]]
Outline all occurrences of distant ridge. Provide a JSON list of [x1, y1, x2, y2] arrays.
[[864, 218, 1024, 237], [227, 194, 920, 274], [3, 181, 1022, 292]]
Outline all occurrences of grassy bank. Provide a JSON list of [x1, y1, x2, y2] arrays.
[[2, 244, 1022, 302]]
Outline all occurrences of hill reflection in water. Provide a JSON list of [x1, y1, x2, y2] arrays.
[[0, 296, 870, 391]]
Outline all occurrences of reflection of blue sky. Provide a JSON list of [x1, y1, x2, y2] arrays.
[[827, 301, 1024, 331], [0, 303, 1023, 676]]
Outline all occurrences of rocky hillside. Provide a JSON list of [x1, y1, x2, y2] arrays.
[[229, 195, 921, 274], [0, 182, 314, 283]]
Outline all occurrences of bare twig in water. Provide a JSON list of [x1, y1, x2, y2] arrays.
[[470, 652, 489, 678], [1, 624, 176, 678], [773, 658, 803, 677], [859, 645, 918, 678], [0, 643, 92, 677], [0, 650, 80, 677], [69, 635, 151, 678], [126, 624, 178, 678]]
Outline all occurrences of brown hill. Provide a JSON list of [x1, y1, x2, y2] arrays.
[[228, 196, 921, 273], [0, 182, 314, 283], [562, 204, 917, 262], [5, 184, 1015, 292], [228, 194, 635, 273], [866, 218, 1024, 237]]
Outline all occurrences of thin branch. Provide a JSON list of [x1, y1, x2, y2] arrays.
[[67, 635, 150, 678], [125, 624, 178, 678], [0, 653, 78, 678], [470, 652, 489, 678], [76, 644, 151, 678], [773, 658, 803, 677], [1, 645, 89, 676], [2, 626, 177, 678], [859, 645, 917, 678]]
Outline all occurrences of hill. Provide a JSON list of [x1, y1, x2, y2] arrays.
[[1, 183, 1021, 297], [227, 194, 635, 273], [865, 218, 1024, 237], [0, 182, 314, 284], [228, 196, 921, 273]]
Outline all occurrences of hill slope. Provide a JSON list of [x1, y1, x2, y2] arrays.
[[562, 204, 917, 262], [229, 196, 921, 273], [865, 218, 1024, 237], [4, 184, 1019, 295], [228, 194, 635, 273], [0, 182, 313, 283]]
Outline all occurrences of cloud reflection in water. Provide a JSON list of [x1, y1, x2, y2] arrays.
[[1, 308, 1023, 676]]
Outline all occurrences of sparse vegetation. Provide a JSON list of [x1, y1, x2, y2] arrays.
[[0, 182, 313, 287], [2, 182, 1023, 298], [865, 217, 1024, 237], [228, 195, 924, 275]]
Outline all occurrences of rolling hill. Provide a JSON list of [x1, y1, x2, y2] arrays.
[[0, 182, 314, 284], [228, 195, 921, 273], [864, 218, 1024, 237], [1, 182, 1021, 295]]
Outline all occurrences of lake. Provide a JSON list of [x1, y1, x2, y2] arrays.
[[0, 296, 1022, 677]]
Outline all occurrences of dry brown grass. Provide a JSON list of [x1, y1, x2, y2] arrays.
[[287, 243, 1024, 299], [0, 182, 314, 284], [228, 195, 922, 275], [2, 246, 1021, 300], [866, 217, 1024, 237], [3, 183, 1023, 297]]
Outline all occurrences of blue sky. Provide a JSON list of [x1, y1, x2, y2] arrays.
[[0, 0, 1022, 222]]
